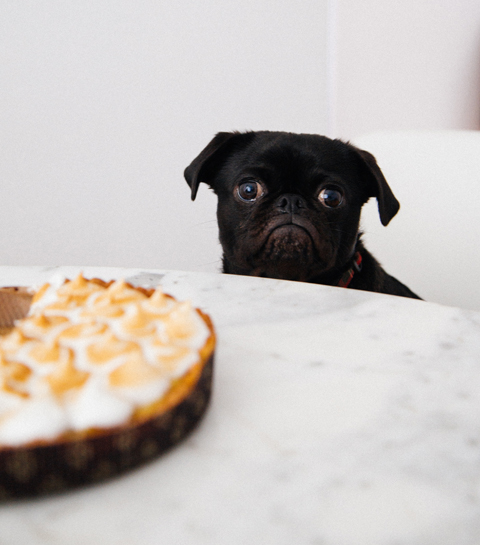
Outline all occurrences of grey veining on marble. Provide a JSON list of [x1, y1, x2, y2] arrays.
[[0, 266, 480, 545]]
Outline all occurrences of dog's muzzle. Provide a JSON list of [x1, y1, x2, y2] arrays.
[[266, 194, 322, 252]]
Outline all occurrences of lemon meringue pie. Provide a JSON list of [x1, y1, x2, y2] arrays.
[[0, 274, 215, 498]]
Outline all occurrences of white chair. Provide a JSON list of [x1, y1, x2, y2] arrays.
[[351, 130, 480, 311]]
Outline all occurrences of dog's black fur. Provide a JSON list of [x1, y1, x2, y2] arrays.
[[184, 131, 421, 299]]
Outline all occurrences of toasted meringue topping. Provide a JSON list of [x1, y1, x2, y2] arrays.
[[0, 273, 211, 446], [108, 353, 164, 388], [46, 353, 90, 398], [57, 321, 107, 340], [28, 341, 67, 365], [86, 333, 140, 365], [4, 360, 32, 383], [0, 354, 32, 399], [0, 330, 30, 354], [120, 304, 158, 336]]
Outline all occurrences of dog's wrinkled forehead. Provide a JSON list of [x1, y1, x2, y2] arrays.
[[224, 133, 358, 189]]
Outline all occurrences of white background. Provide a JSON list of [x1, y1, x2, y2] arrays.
[[1, 0, 479, 272], [334, 0, 480, 138], [0, 1, 329, 271]]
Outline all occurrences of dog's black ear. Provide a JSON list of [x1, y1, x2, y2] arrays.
[[350, 145, 400, 226], [184, 132, 249, 200]]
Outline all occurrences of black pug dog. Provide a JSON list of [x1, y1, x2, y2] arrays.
[[184, 131, 421, 299]]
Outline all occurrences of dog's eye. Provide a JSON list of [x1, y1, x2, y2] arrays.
[[236, 181, 264, 202], [318, 186, 344, 208]]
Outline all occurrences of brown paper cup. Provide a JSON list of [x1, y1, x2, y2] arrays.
[[0, 287, 33, 334]]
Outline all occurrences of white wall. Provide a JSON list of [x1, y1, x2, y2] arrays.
[[1, 0, 480, 276], [0, 1, 330, 270], [353, 130, 480, 310], [334, 0, 480, 139]]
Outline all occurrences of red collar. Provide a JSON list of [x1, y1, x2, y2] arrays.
[[338, 252, 363, 288]]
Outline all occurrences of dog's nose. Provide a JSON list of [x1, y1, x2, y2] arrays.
[[275, 194, 306, 214]]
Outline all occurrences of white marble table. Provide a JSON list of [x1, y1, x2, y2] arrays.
[[0, 266, 479, 545]]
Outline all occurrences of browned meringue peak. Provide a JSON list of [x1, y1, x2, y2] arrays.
[[34, 275, 100, 314], [143, 288, 171, 311], [93, 279, 147, 307], [57, 321, 107, 341], [0, 329, 30, 354], [31, 282, 50, 305], [163, 301, 198, 341], [108, 352, 165, 388], [0, 354, 32, 398], [19, 314, 69, 338], [43, 298, 78, 313], [0, 354, 31, 381], [85, 333, 140, 365], [80, 302, 124, 319], [46, 352, 90, 398], [119, 303, 163, 336], [152, 344, 193, 372], [56, 273, 104, 303], [28, 340, 71, 366]]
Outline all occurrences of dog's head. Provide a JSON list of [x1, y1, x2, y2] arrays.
[[184, 131, 399, 281]]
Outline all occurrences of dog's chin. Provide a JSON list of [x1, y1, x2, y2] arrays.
[[252, 224, 323, 281]]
